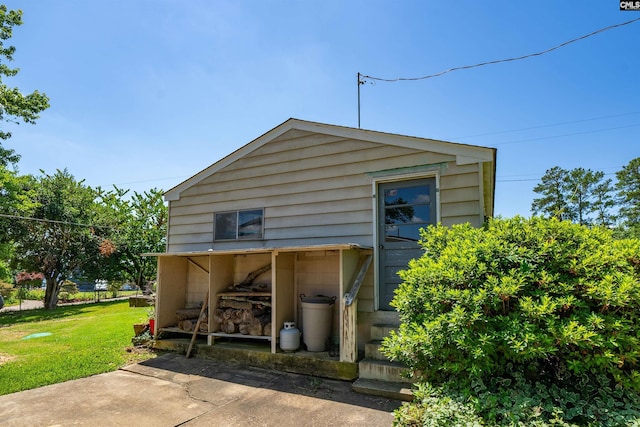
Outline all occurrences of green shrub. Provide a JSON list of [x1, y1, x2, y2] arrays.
[[394, 376, 640, 427], [382, 216, 640, 425], [107, 281, 122, 298], [58, 280, 79, 302], [0, 280, 13, 299], [60, 280, 78, 294]]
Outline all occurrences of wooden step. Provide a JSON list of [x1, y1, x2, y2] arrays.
[[352, 378, 413, 402]]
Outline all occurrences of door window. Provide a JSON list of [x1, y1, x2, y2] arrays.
[[383, 185, 432, 242]]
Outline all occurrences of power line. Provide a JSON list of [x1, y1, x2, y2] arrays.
[[492, 123, 640, 146], [497, 172, 617, 183], [452, 111, 640, 140], [0, 213, 112, 229], [361, 18, 640, 83]]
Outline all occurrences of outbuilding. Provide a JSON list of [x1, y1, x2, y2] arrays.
[[150, 118, 496, 396]]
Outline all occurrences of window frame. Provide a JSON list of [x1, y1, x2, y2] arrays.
[[214, 208, 264, 241]]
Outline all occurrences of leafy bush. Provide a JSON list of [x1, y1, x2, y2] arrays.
[[382, 217, 640, 425], [58, 280, 79, 302], [107, 280, 122, 298], [394, 376, 640, 427], [0, 280, 13, 299], [19, 288, 44, 300]]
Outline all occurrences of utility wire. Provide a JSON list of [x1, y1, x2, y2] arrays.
[[492, 123, 640, 146], [498, 172, 617, 183], [361, 17, 640, 83], [0, 213, 112, 229], [452, 111, 640, 139]]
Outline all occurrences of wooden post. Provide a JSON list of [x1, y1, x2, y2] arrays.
[[186, 290, 209, 358], [341, 298, 357, 363]]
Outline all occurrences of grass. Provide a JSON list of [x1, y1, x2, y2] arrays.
[[0, 300, 156, 396]]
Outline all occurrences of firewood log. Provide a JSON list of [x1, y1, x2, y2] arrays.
[[248, 317, 264, 336], [198, 322, 209, 333], [252, 307, 267, 317], [241, 309, 253, 323], [262, 322, 271, 336], [228, 263, 272, 291], [213, 309, 225, 323], [176, 308, 202, 321], [238, 322, 250, 335], [248, 299, 272, 307], [221, 319, 237, 334], [219, 299, 253, 310], [258, 313, 271, 324], [178, 318, 198, 332], [230, 309, 243, 324]]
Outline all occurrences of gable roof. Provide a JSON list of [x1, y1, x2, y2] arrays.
[[164, 118, 496, 202]]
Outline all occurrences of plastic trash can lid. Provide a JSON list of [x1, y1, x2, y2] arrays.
[[299, 294, 336, 304]]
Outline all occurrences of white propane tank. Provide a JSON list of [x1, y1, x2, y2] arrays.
[[279, 321, 301, 352]]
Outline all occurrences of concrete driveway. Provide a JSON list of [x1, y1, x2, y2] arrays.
[[0, 353, 401, 426]]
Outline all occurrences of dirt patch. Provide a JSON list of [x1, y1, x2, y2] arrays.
[[0, 353, 16, 365], [0, 330, 28, 340], [124, 346, 157, 365]]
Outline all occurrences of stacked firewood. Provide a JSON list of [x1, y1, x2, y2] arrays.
[[176, 307, 209, 333], [212, 295, 271, 336]]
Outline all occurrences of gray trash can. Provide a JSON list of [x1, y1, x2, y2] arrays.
[[300, 294, 336, 351]]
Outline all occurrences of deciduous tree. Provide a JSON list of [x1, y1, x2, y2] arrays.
[[89, 187, 167, 291], [0, 162, 34, 281], [0, 5, 49, 165], [10, 169, 99, 309]]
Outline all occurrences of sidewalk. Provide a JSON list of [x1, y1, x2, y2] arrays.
[[0, 299, 43, 312], [0, 296, 132, 313], [0, 352, 400, 426]]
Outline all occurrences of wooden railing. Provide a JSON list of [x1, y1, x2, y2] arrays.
[[341, 254, 373, 363]]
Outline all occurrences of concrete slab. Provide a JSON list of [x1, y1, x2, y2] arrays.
[[0, 353, 401, 426]]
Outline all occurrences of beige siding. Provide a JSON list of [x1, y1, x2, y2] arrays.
[[167, 130, 484, 252], [440, 164, 483, 227]]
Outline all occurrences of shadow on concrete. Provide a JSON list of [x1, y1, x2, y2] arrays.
[[137, 353, 402, 413]]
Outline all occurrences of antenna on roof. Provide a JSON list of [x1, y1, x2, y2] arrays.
[[357, 72, 364, 129]]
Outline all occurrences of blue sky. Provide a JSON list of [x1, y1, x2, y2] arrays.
[[3, 1, 639, 217]]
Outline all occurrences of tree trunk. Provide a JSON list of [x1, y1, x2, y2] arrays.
[[43, 274, 61, 310]]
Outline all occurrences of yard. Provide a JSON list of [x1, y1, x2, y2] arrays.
[[0, 300, 157, 396]]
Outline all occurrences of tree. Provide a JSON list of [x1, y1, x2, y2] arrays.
[[531, 166, 570, 220], [89, 187, 167, 291], [10, 169, 99, 309], [531, 166, 615, 226], [592, 176, 617, 227], [0, 5, 49, 165], [0, 161, 34, 282], [616, 157, 640, 237], [564, 167, 604, 225]]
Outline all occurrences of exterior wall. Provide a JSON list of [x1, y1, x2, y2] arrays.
[[167, 129, 485, 252]]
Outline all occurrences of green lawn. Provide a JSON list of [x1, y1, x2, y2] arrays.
[[0, 301, 156, 396]]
